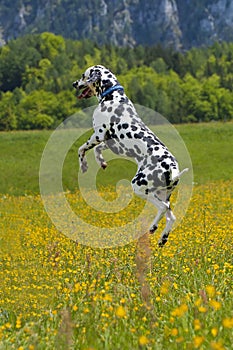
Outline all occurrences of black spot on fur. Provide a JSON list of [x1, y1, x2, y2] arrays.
[[115, 105, 125, 117], [117, 124, 122, 131], [134, 145, 141, 154], [101, 105, 107, 112], [161, 162, 170, 170], [122, 123, 129, 129]]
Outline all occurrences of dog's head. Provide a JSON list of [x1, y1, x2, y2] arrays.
[[73, 65, 118, 100]]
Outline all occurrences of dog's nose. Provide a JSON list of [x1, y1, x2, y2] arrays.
[[72, 81, 79, 89]]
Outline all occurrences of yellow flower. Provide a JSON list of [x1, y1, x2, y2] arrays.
[[74, 283, 81, 292], [206, 285, 216, 298], [103, 294, 112, 302], [198, 306, 207, 313], [211, 341, 225, 350], [194, 298, 202, 307], [139, 335, 149, 346], [194, 319, 201, 331], [222, 317, 233, 328], [171, 304, 188, 317], [193, 336, 205, 348], [209, 300, 221, 310], [171, 328, 178, 336], [116, 306, 126, 318], [16, 318, 21, 329], [73, 305, 78, 311], [211, 328, 218, 337], [160, 281, 170, 295]]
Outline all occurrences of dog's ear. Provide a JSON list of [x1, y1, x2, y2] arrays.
[[87, 69, 101, 84]]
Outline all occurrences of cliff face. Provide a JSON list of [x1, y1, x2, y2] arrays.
[[1, 0, 233, 49]]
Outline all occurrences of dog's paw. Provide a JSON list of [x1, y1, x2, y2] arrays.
[[149, 225, 157, 234], [158, 233, 169, 247], [101, 162, 107, 170]]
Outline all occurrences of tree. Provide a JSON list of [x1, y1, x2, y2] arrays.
[[17, 90, 58, 129], [0, 92, 17, 130]]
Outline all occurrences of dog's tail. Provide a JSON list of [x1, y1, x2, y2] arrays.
[[172, 168, 189, 182]]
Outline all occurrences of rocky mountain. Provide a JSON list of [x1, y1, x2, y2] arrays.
[[1, 0, 233, 49]]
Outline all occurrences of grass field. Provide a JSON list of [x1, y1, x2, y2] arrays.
[[0, 122, 233, 349], [0, 122, 233, 195]]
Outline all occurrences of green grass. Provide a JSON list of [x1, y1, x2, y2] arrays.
[[0, 122, 232, 195]]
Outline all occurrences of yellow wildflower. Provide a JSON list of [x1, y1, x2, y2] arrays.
[[16, 318, 21, 329], [194, 319, 201, 331], [211, 341, 225, 350], [222, 317, 233, 328], [206, 285, 216, 298], [198, 306, 207, 313], [160, 281, 170, 295], [211, 328, 218, 337], [171, 328, 178, 336], [209, 300, 221, 310], [103, 294, 112, 302], [139, 335, 149, 346], [193, 336, 205, 348], [171, 304, 188, 317], [116, 306, 126, 318], [73, 305, 78, 311]]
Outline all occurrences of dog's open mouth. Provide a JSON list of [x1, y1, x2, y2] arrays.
[[77, 87, 93, 99]]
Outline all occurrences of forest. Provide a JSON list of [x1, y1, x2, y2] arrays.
[[1, 32, 233, 130]]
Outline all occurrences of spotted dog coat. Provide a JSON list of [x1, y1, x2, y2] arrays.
[[73, 65, 188, 246]]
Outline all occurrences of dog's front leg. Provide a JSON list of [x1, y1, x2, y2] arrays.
[[94, 142, 108, 169], [78, 131, 104, 173], [78, 144, 89, 173]]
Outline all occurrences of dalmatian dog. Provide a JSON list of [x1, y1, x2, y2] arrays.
[[73, 65, 188, 246]]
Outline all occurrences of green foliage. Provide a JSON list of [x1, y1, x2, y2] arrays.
[[1, 33, 233, 130]]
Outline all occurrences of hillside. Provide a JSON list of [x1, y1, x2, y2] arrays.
[[1, 0, 233, 49]]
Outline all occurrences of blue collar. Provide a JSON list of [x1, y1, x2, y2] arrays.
[[101, 84, 124, 99]]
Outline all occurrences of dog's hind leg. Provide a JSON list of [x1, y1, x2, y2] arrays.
[[94, 142, 108, 169], [148, 199, 169, 234], [132, 179, 169, 236], [158, 207, 176, 246]]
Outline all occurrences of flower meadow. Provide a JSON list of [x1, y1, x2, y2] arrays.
[[0, 181, 232, 350]]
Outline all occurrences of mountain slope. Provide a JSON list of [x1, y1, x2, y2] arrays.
[[1, 0, 233, 49]]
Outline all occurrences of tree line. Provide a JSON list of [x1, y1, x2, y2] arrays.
[[1, 32, 233, 130]]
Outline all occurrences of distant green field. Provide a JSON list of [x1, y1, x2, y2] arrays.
[[0, 122, 232, 195]]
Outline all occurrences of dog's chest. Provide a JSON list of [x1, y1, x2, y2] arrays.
[[93, 99, 175, 166]]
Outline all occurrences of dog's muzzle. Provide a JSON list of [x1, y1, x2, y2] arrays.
[[72, 81, 93, 99]]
